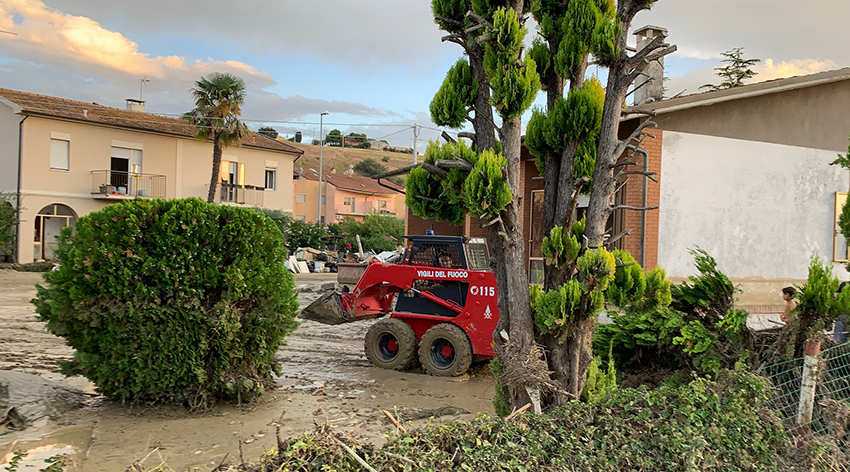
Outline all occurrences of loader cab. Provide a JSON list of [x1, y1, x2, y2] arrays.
[[401, 236, 491, 271], [395, 235, 491, 318]]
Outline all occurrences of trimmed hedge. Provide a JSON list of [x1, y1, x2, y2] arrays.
[[33, 198, 299, 406]]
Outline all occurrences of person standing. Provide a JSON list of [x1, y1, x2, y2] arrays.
[[781, 286, 797, 324]]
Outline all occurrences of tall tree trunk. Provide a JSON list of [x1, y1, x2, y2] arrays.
[[469, 43, 497, 153], [207, 135, 222, 203]]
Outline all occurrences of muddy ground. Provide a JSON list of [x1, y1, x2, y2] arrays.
[[0, 270, 495, 471]]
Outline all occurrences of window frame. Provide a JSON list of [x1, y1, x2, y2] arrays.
[[296, 193, 307, 204], [264, 167, 277, 191]]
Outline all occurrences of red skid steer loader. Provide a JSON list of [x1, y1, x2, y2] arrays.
[[300, 235, 499, 376]]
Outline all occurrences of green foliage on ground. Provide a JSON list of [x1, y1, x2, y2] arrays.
[[32, 198, 299, 407], [0, 192, 18, 259], [337, 214, 404, 253], [0, 261, 54, 272], [594, 248, 751, 375], [234, 370, 787, 472]]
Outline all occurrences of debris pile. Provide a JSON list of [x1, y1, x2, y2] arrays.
[[286, 245, 404, 274]]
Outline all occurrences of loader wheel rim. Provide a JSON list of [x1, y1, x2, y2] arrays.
[[431, 338, 455, 368], [378, 334, 399, 361]]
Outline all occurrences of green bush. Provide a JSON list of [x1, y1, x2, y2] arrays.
[[594, 248, 750, 375], [287, 219, 328, 251], [338, 213, 404, 253], [0, 261, 54, 272], [233, 370, 787, 472], [0, 192, 18, 259], [352, 158, 388, 178], [32, 198, 299, 407]]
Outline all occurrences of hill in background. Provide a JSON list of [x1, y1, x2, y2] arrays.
[[282, 141, 415, 186]]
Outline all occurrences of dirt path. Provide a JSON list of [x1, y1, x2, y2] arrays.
[[0, 270, 495, 471]]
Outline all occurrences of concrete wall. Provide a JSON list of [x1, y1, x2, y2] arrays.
[[657, 130, 849, 279], [15, 115, 297, 263], [656, 79, 850, 153]]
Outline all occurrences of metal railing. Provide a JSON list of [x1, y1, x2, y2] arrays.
[[91, 170, 166, 199], [204, 182, 265, 206]]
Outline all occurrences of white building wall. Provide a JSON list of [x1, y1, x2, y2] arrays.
[[658, 131, 849, 280]]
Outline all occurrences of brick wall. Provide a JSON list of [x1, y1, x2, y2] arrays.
[[619, 128, 662, 270]]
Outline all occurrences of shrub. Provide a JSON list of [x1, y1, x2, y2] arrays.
[[253, 208, 292, 244], [381, 155, 390, 162], [594, 248, 751, 375], [0, 192, 18, 259], [229, 370, 787, 472], [287, 219, 328, 251], [32, 198, 299, 407], [0, 261, 53, 272], [352, 158, 388, 178], [338, 213, 404, 253]]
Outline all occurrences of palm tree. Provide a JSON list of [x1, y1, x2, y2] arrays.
[[183, 73, 249, 203]]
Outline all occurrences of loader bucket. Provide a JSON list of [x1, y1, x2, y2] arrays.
[[300, 291, 350, 325]]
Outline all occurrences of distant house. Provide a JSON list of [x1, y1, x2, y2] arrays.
[[293, 168, 405, 223], [0, 88, 303, 264]]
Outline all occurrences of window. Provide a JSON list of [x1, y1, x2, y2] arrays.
[[296, 215, 306, 221], [296, 194, 307, 204], [378, 199, 387, 209], [321, 195, 326, 205], [835, 192, 849, 262], [50, 139, 69, 170], [265, 168, 277, 191], [343, 196, 355, 212]]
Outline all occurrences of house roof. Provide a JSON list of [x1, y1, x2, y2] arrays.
[[0, 88, 303, 156], [626, 66, 850, 117], [299, 169, 403, 195]]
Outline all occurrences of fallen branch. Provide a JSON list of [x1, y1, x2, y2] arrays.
[[333, 437, 378, 472], [385, 452, 418, 466], [505, 403, 532, 421], [383, 410, 407, 433]]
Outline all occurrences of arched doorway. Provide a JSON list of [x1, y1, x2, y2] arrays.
[[34, 204, 77, 261]]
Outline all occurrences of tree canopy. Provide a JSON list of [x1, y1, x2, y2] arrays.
[[700, 47, 760, 91]]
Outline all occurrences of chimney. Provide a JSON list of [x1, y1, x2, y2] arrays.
[[632, 25, 668, 105], [125, 98, 146, 112]]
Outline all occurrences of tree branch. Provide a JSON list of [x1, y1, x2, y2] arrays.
[[441, 34, 471, 54], [436, 158, 473, 170], [457, 131, 476, 142], [480, 216, 503, 228], [563, 176, 591, 227], [612, 205, 659, 211], [615, 170, 658, 183], [416, 195, 438, 203], [373, 163, 421, 179], [435, 15, 465, 29], [422, 162, 449, 177], [613, 120, 656, 157], [441, 131, 457, 144], [611, 160, 639, 169], [626, 33, 665, 69], [606, 229, 632, 246]]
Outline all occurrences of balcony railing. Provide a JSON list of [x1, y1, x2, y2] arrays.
[[91, 170, 166, 199], [204, 182, 265, 206]]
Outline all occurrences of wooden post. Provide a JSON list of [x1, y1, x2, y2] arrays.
[[796, 339, 821, 435]]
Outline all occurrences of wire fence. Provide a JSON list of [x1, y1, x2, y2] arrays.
[[760, 342, 850, 436]]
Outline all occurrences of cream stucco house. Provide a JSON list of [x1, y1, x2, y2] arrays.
[[0, 88, 303, 264]]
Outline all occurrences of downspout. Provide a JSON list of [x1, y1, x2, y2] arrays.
[[626, 144, 649, 267], [15, 115, 28, 264]]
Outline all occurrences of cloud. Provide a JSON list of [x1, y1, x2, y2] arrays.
[[0, 0, 406, 129], [756, 58, 838, 82], [31, 0, 450, 70]]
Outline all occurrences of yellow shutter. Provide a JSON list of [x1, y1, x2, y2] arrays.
[[835, 192, 849, 262], [219, 160, 230, 182], [238, 163, 246, 186]]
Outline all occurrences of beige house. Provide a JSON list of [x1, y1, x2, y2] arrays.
[[293, 168, 405, 223], [0, 88, 303, 264]]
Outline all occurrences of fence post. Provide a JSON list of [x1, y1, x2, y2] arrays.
[[796, 339, 821, 435]]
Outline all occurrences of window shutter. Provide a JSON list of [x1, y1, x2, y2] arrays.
[[238, 163, 246, 186], [50, 139, 69, 170]]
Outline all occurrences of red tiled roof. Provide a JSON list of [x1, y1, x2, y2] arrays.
[[0, 88, 303, 156], [299, 169, 403, 195]]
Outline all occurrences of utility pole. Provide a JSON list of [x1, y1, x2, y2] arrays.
[[318, 112, 329, 223], [412, 123, 420, 164]]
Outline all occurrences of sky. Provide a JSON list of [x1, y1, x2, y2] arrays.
[[0, 0, 848, 152]]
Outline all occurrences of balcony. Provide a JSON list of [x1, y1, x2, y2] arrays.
[[91, 170, 166, 199], [204, 182, 265, 206]]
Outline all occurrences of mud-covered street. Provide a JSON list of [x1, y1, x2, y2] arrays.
[[0, 270, 495, 471]]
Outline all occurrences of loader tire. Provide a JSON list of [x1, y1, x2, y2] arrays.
[[418, 323, 472, 377], [365, 319, 418, 371]]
